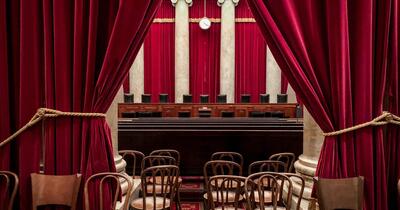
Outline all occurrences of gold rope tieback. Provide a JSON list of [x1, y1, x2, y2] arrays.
[[323, 111, 400, 137], [0, 108, 106, 148]]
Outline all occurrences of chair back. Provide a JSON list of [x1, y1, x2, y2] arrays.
[[31, 173, 81, 210], [269, 152, 296, 172], [124, 93, 134, 103], [245, 172, 292, 210], [0, 171, 18, 210], [142, 155, 177, 171], [119, 150, 145, 178], [277, 94, 288, 103], [203, 160, 242, 190], [207, 175, 246, 210], [315, 176, 364, 210], [211, 152, 243, 169], [248, 160, 286, 174], [84, 172, 133, 210], [139, 165, 180, 209], [150, 149, 180, 166], [284, 173, 305, 210], [183, 94, 192, 103]]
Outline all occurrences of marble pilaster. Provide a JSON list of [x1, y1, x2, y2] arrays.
[[219, 0, 238, 103], [266, 47, 281, 103], [129, 45, 144, 103], [172, 0, 192, 103]]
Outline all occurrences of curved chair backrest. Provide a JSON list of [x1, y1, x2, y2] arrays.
[[150, 149, 180, 166], [84, 172, 133, 210], [398, 179, 400, 200], [268, 153, 296, 172], [119, 150, 145, 177], [207, 175, 246, 210], [141, 155, 177, 171], [248, 160, 286, 174], [211, 152, 244, 169], [245, 172, 293, 210], [284, 173, 305, 210], [0, 171, 19, 210], [203, 160, 242, 191], [31, 173, 81, 210], [139, 165, 180, 209], [314, 176, 364, 210]]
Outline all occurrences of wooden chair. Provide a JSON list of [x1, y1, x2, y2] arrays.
[[119, 150, 145, 178], [268, 153, 296, 173], [248, 160, 286, 174], [84, 172, 133, 210], [0, 171, 18, 210], [398, 179, 400, 201], [31, 173, 81, 210], [245, 172, 293, 210], [314, 176, 364, 210], [150, 149, 181, 166], [131, 165, 180, 210], [211, 152, 244, 170], [206, 175, 246, 210], [284, 173, 305, 210]]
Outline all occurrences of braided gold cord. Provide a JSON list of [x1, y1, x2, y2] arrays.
[[323, 111, 400, 137], [0, 108, 105, 148]]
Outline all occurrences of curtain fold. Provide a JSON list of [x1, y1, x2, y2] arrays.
[[0, 1, 162, 209], [248, 0, 397, 209], [144, 0, 175, 103], [189, 0, 221, 103], [235, 0, 266, 103]]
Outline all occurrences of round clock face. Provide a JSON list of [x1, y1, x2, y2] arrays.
[[199, 17, 211, 30]]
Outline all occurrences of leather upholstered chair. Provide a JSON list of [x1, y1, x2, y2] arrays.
[[159, 94, 169, 103], [31, 173, 81, 210], [141, 94, 152, 103], [124, 93, 134, 103], [240, 94, 251, 103], [200, 95, 209, 103], [314, 176, 364, 210], [277, 94, 288, 103], [217, 94, 227, 103], [0, 171, 19, 210], [260, 94, 270, 103], [84, 172, 133, 210], [183, 94, 192, 103]]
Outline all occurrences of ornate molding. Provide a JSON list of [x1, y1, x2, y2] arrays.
[[171, 0, 193, 7], [217, 0, 240, 7]]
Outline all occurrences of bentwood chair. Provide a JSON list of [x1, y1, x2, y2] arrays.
[[131, 165, 180, 210], [268, 153, 296, 173], [284, 173, 305, 210], [314, 176, 364, 210], [206, 175, 247, 210], [398, 179, 400, 200], [119, 150, 145, 179], [203, 160, 243, 208], [0, 171, 19, 210], [248, 160, 286, 175], [84, 172, 133, 210], [150, 149, 181, 167], [245, 172, 293, 210], [211, 152, 244, 171], [31, 173, 82, 210]]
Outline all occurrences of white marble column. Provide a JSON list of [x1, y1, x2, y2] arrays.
[[106, 87, 126, 175], [219, 0, 238, 103], [266, 47, 281, 103], [129, 45, 144, 103], [172, 0, 192, 103], [292, 108, 324, 209]]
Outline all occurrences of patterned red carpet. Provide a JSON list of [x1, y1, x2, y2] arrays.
[[172, 202, 203, 210]]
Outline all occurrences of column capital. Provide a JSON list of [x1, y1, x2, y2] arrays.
[[217, 0, 239, 7], [171, 0, 193, 7]]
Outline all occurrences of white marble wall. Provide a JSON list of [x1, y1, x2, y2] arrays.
[[266, 47, 281, 103]]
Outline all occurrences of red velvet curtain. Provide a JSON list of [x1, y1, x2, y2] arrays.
[[0, 1, 161, 209], [281, 74, 288, 94], [189, 0, 221, 103], [235, 0, 266, 103], [248, 0, 397, 209], [144, 0, 175, 103]]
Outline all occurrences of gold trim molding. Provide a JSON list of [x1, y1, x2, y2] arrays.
[[153, 18, 256, 23]]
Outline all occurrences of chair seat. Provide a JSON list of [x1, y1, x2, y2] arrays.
[[145, 184, 173, 194], [210, 178, 245, 188], [203, 191, 244, 202], [253, 190, 272, 203], [255, 206, 286, 210], [131, 197, 171, 210], [148, 176, 182, 185]]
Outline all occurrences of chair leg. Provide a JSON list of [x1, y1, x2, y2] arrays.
[[176, 183, 182, 210]]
